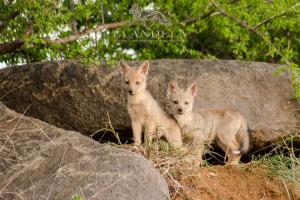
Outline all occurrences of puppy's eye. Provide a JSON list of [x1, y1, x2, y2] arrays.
[[125, 80, 129, 85], [173, 100, 178, 104], [185, 101, 189, 105], [136, 81, 140, 85]]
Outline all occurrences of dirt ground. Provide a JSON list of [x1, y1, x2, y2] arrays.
[[173, 165, 300, 200]]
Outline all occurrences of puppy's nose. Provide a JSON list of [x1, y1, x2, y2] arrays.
[[178, 108, 183, 113], [128, 90, 133, 95]]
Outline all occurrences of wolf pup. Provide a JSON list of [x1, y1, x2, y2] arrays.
[[167, 81, 250, 164], [119, 61, 182, 147]]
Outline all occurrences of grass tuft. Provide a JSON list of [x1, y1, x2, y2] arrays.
[[252, 135, 300, 185], [70, 194, 84, 200]]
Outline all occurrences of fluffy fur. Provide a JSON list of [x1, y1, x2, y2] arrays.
[[167, 81, 250, 164], [119, 61, 182, 147]]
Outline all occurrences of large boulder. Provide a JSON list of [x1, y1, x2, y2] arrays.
[[0, 59, 299, 148], [0, 102, 169, 200]]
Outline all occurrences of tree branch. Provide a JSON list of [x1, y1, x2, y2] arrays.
[[183, 10, 222, 24], [100, 0, 105, 25], [69, 0, 77, 34], [183, 0, 239, 24], [208, 0, 256, 32], [208, 0, 291, 66], [0, 20, 128, 55], [252, 2, 300, 30], [52, 20, 129, 44]]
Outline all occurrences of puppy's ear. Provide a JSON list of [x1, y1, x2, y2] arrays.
[[167, 81, 178, 98], [189, 82, 198, 97], [119, 61, 130, 75], [139, 60, 149, 75]]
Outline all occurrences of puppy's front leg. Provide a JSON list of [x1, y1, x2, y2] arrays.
[[132, 121, 142, 145], [144, 121, 156, 142]]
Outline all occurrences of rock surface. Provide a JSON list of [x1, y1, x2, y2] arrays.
[[0, 59, 299, 147], [0, 102, 169, 200]]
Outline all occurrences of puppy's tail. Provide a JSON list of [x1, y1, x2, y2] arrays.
[[235, 121, 250, 155]]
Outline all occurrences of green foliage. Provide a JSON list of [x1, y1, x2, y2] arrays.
[[71, 194, 84, 200], [1, 0, 300, 96]]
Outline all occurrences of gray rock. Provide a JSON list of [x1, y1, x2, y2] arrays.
[[0, 102, 169, 200], [0, 59, 299, 148]]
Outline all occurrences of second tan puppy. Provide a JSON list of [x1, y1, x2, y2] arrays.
[[119, 61, 182, 147], [167, 81, 250, 164]]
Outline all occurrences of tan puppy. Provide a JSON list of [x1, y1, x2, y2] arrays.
[[167, 81, 250, 164], [119, 61, 182, 147]]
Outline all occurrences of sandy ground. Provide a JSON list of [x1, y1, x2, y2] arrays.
[[172, 165, 300, 200]]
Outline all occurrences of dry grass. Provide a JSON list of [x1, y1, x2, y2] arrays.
[[111, 135, 300, 200], [112, 137, 214, 199], [91, 115, 211, 198]]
